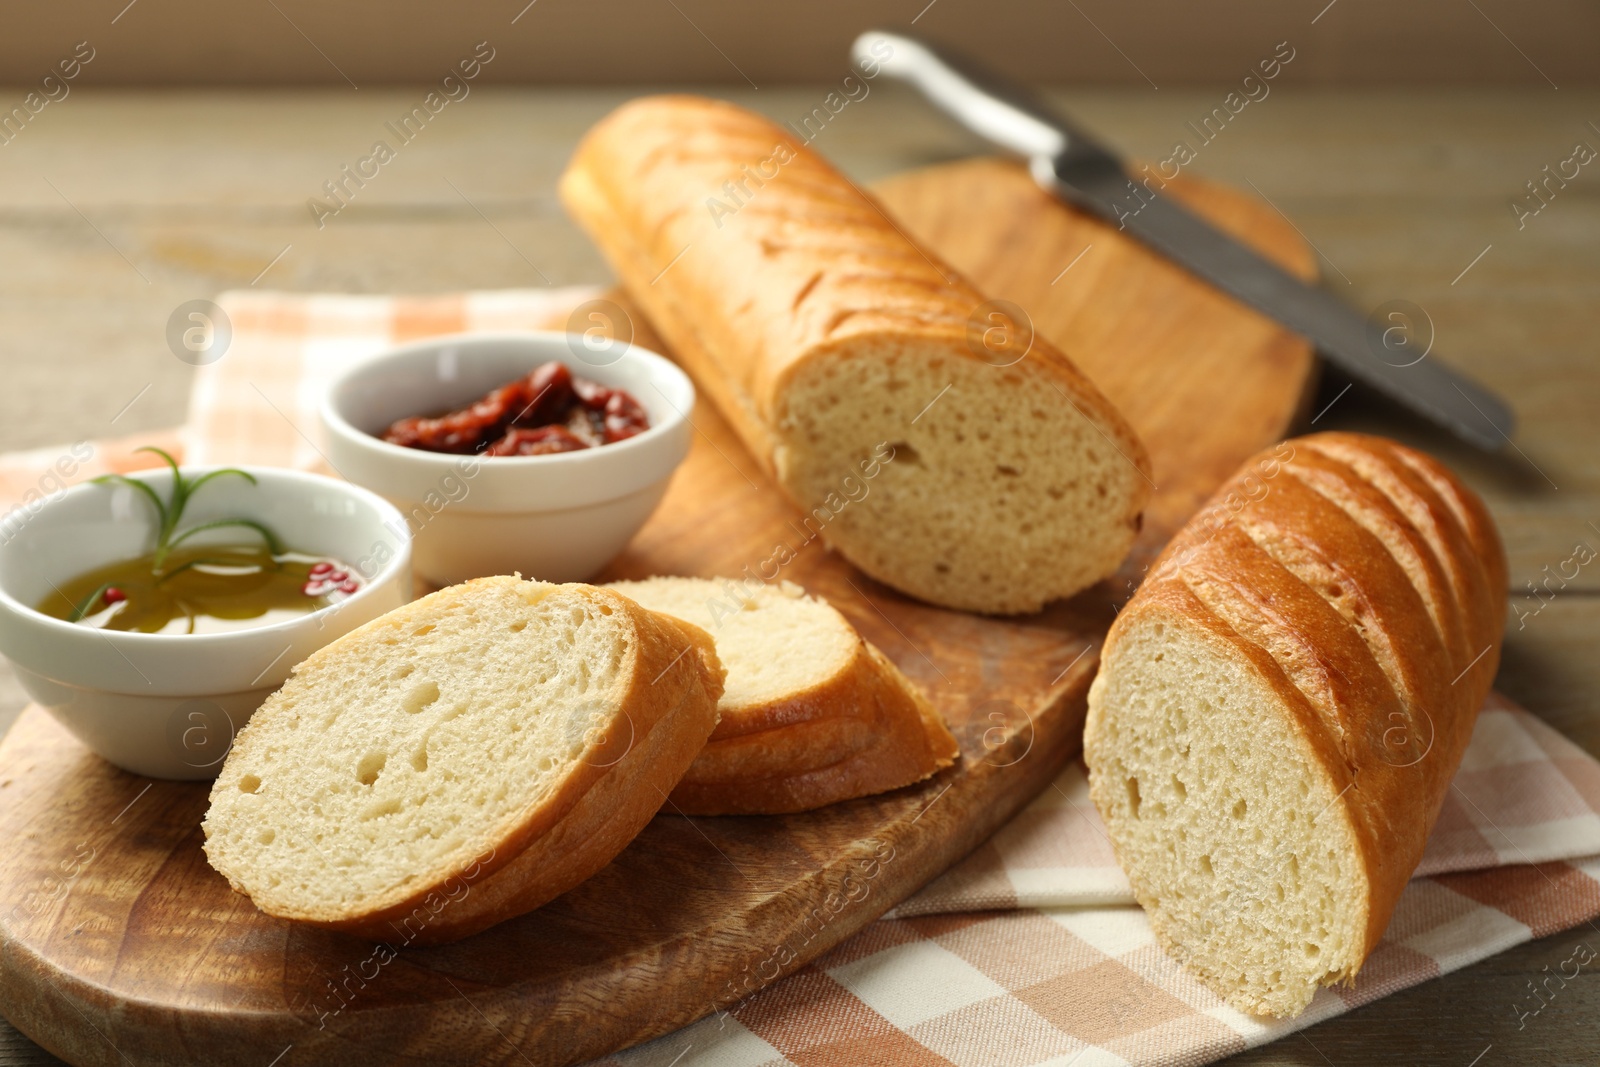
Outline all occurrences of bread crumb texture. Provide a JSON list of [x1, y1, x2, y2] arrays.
[[606, 575, 958, 815], [1087, 618, 1365, 1017], [605, 577, 855, 715], [203, 577, 641, 923], [777, 347, 1145, 615]]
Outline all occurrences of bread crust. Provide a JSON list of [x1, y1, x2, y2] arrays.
[[206, 579, 725, 944], [670, 640, 959, 815], [1085, 432, 1506, 1014], [559, 95, 1150, 614]]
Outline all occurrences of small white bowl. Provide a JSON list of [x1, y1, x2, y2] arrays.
[[0, 467, 412, 780], [318, 331, 694, 588]]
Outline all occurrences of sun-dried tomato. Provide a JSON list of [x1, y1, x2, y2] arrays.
[[510, 362, 575, 426], [485, 425, 591, 456], [380, 361, 650, 456], [382, 378, 528, 453], [571, 375, 612, 410], [602, 390, 650, 443]]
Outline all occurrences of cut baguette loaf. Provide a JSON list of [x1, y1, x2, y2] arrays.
[[607, 576, 958, 814], [560, 95, 1151, 615], [1083, 432, 1506, 1016], [203, 576, 724, 945]]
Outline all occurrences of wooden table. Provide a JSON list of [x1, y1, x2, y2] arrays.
[[0, 87, 1595, 1066]]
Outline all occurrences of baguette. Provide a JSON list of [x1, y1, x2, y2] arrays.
[[203, 577, 724, 945], [1083, 432, 1506, 1016], [560, 95, 1151, 615], [607, 577, 958, 813]]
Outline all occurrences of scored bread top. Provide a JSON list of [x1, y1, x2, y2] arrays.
[[1085, 432, 1506, 1014], [1160, 433, 1507, 906], [563, 95, 1138, 435], [560, 95, 1151, 614], [202, 577, 724, 932]]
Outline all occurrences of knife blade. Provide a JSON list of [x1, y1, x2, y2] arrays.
[[853, 29, 1517, 452]]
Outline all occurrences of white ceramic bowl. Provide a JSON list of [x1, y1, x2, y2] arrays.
[[318, 331, 694, 588], [0, 467, 412, 780]]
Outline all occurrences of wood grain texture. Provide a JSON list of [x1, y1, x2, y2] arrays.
[[0, 161, 1313, 1066]]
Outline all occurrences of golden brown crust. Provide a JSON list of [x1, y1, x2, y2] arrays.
[[314, 585, 725, 944], [1327, 437, 1507, 689], [1096, 432, 1505, 990], [563, 95, 1134, 442], [559, 95, 1150, 613], [669, 641, 958, 816]]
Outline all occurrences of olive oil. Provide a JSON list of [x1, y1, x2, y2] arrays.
[[40, 544, 360, 635]]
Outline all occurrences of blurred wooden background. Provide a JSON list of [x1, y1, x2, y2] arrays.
[[1, 0, 1598, 86]]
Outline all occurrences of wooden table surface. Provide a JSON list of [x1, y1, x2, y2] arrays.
[[0, 86, 1596, 1066]]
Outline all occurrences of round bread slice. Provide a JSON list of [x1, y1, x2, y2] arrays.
[[606, 576, 958, 814], [203, 576, 724, 945]]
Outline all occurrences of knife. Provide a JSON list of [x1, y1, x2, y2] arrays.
[[853, 30, 1517, 452]]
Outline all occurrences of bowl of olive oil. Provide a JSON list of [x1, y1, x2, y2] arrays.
[[0, 451, 412, 779], [42, 545, 362, 635]]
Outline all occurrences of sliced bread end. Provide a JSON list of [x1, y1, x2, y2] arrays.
[[1085, 606, 1369, 1017], [608, 576, 958, 814], [775, 349, 1150, 615]]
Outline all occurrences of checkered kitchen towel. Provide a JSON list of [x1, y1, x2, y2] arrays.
[[3, 288, 1599, 1067]]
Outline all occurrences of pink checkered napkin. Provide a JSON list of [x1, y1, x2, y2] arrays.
[[0, 287, 599, 502], [589, 693, 1600, 1067], [184, 287, 603, 469], [3, 288, 1598, 1067], [895, 692, 1600, 917]]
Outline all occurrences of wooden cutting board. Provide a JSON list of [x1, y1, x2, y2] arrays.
[[0, 160, 1315, 1067]]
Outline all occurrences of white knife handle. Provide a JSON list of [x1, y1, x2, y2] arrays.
[[852, 30, 1067, 161]]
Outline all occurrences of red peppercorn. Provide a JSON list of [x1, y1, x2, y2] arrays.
[[301, 580, 321, 597], [327, 571, 347, 582], [102, 587, 126, 604], [338, 580, 359, 594], [310, 562, 333, 576]]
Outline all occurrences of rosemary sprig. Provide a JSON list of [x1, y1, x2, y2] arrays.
[[153, 554, 271, 584], [92, 447, 282, 575], [67, 582, 115, 623], [166, 519, 283, 557]]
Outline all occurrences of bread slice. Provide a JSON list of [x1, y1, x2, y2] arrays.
[[560, 95, 1151, 615], [606, 577, 958, 814], [203, 576, 724, 945], [1084, 433, 1505, 1016]]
